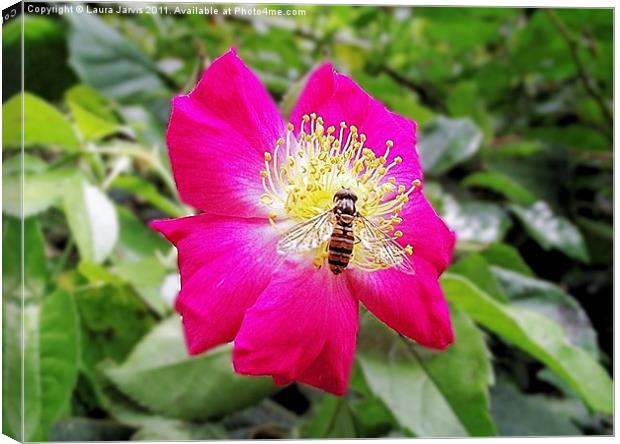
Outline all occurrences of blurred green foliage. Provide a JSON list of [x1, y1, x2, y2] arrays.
[[2, 4, 613, 439]]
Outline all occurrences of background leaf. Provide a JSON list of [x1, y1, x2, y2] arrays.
[[105, 317, 277, 421], [62, 174, 119, 264], [66, 13, 167, 103], [35, 290, 80, 439], [357, 310, 495, 437], [3, 93, 79, 150], [418, 116, 483, 175], [441, 274, 612, 414], [510, 202, 590, 263]]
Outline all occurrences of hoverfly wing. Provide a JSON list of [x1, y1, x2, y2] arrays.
[[356, 216, 415, 275], [276, 210, 334, 255]]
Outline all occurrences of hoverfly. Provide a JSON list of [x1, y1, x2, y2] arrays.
[[277, 189, 415, 275]]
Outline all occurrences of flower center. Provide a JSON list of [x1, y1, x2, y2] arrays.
[[259, 113, 420, 271]]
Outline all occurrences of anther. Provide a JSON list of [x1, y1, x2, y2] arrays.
[[264, 152, 272, 161]]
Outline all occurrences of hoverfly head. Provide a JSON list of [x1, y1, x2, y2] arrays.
[[334, 188, 358, 202]]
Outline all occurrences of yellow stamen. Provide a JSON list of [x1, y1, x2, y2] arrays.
[[258, 113, 423, 271]]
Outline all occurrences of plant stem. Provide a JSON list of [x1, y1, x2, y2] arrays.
[[96, 145, 178, 199]]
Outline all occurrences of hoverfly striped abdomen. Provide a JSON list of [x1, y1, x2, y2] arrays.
[[328, 190, 358, 275]]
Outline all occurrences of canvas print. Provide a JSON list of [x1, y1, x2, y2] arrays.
[[1, 1, 613, 440]]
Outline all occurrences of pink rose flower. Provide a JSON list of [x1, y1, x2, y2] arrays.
[[151, 49, 456, 396]]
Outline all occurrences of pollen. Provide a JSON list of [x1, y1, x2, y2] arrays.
[[259, 113, 422, 271]]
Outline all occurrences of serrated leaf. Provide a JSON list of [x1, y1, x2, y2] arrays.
[[357, 309, 495, 437], [418, 116, 483, 176], [441, 274, 612, 414], [105, 317, 277, 421], [62, 174, 119, 264], [510, 201, 589, 262], [3, 93, 79, 151]]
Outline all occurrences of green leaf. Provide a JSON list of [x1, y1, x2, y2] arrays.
[[62, 174, 119, 264], [442, 195, 512, 250], [490, 380, 581, 436], [3, 217, 49, 440], [2, 301, 27, 441], [111, 258, 171, 315], [65, 84, 121, 141], [301, 396, 357, 438], [112, 175, 184, 218], [23, 304, 42, 440], [3, 216, 49, 300], [5, 289, 79, 440], [480, 243, 534, 277], [219, 399, 298, 438], [75, 285, 155, 373], [462, 171, 537, 205], [450, 254, 508, 303], [2, 16, 77, 101], [3, 159, 78, 218], [49, 418, 133, 441], [105, 317, 277, 420], [510, 201, 590, 263], [66, 13, 166, 102], [2, 93, 79, 151], [114, 206, 170, 261], [418, 116, 483, 176], [357, 310, 495, 436], [446, 81, 493, 142], [441, 274, 612, 414], [492, 267, 599, 358], [35, 290, 80, 439], [108, 394, 229, 440]]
